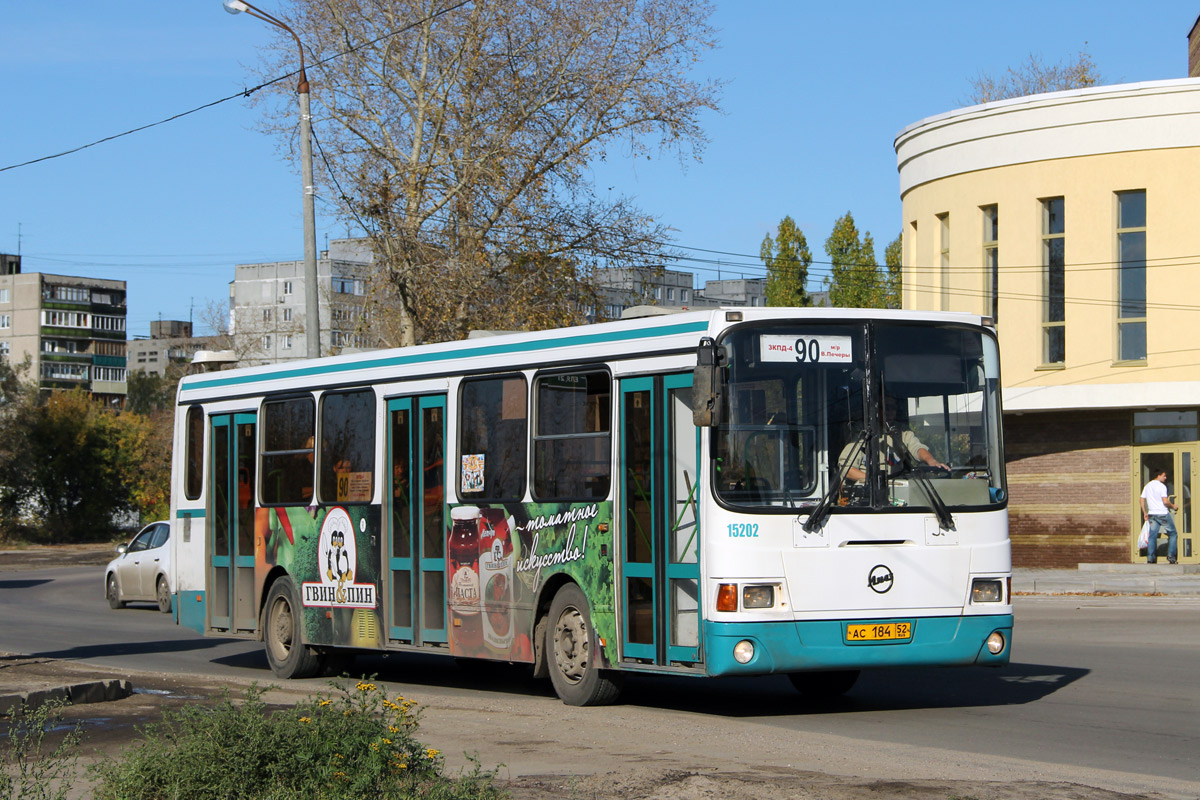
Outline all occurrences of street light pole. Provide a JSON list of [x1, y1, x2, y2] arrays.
[[223, 0, 321, 359]]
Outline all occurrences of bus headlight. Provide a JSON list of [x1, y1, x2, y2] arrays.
[[742, 584, 774, 609], [733, 640, 755, 664], [971, 578, 1003, 603], [986, 631, 1006, 655]]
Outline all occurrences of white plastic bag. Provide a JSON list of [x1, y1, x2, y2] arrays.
[[1137, 521, 1150, 550]]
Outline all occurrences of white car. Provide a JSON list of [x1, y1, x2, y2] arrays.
[[105, 521, 172, 613]]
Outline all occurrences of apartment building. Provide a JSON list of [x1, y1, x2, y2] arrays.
[[0, 256, 127, 405], [228, 239, 377, 365]]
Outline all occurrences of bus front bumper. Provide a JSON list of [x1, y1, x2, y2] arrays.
[[703, 614, 1013, 677]]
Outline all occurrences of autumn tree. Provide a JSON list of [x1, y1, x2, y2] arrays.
[[966, 45, 1103, 104], [825, 212, 883, 309], [883, 231, 902, 309], [249, 0, 720, 345], [761, 216, 811, 307]]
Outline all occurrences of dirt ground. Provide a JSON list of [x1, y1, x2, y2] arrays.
[[0, 545, 1174, 800]]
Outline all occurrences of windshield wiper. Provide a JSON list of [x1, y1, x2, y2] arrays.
[[909, 470, 956, 531], [803, 430, 865, 533]]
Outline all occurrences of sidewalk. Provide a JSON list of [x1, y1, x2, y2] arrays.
[[1013, 562, 1200, 596]]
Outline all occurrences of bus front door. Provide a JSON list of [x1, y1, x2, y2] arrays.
[[386, 396, 449, 645], [620, 374, 702, 667], [209, 412, 258, 635]]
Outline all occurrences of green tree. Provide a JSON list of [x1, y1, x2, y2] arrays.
[[824, 212, 883, 308], [884, 231, 903, 309], [9, 392, 130, 541], [966, 45, 1102, 104], [125, 370, 173, 415], [761, 216, 811, 307], [0, 357, 33, 540]]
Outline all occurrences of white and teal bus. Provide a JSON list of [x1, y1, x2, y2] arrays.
[[167, 308, 1011, 705]]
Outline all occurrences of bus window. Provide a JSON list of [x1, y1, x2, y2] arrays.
[[533, 371, 611, 500], [459, 375, 527, 501], [261, 397, 315, 505], [319, 390, 376, 504], [185, 405, 204, 500]]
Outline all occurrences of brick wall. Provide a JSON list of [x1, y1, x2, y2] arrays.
[[1005, 410, 1131, 568]]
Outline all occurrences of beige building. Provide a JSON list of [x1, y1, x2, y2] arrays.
[[0, 257, 127, 405], [896, 78, 1200, 567]]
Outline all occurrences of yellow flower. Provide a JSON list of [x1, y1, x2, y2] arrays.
[[356, 681, 377, 692], [333, 754, 343, 760], [388, 725, 400, 734], [333, 771, 347, 780], [425, 748, 440, 759], [299, 717, 311, 724], [370, 742, 379, 751], [318, 699, 332, 707], [381, 737, 392, 745]]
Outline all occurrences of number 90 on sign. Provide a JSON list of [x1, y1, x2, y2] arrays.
[[759, 334, 854, 365]]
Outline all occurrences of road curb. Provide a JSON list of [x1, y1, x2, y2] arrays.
[[0, 679, 133, 717]]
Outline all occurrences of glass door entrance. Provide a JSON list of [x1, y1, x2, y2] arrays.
[[1132, 445, 1198, 563]]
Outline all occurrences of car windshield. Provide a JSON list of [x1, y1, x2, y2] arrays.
[[711, 321, 1005, 512]]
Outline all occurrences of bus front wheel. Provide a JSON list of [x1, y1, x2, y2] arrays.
[[545, 583, 622, 706], [263, 577, 320, 679], [788, 669, 860, 699]]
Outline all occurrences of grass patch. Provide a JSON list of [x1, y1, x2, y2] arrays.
[[79, 680, 506, 800]]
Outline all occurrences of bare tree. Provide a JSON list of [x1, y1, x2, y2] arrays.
[[247, 0, 720, 346], [966, 45, 1103, 104]]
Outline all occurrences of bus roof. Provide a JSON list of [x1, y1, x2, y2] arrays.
[[177, 307, 987, 403]]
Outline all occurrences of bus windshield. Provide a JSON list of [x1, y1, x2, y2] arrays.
[[712, 321, 1005, 512]]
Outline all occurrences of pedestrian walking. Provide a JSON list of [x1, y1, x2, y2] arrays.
[[1139, 469, 1179, 564]]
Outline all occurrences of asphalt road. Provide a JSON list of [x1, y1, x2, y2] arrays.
[[2, 565, 1198, 798]]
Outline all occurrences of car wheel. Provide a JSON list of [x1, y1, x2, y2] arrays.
[[788, 669, 860, 698], [156, 576, 172, 614], [545, 583, 622, 706], [107, 574, 125, 609], [263, 576, 320, 679]]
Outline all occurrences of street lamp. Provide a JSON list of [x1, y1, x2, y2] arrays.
[[223, 0, 321, 358]]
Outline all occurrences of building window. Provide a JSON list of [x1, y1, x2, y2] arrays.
[[333, 277, 364, 295], [0, 314, 9, 329], [982, 205, 998, 321], [1117, 190, 1147, 362], [937, 212, 950, 310], [1134, 410, 1198, 444], [262, 335, 272, 350], [0, 288, 9, 303], [0, 342, 8, 357], [283, 280, 293, 295], [263, 308, 272, 323], [1041, 197, 1066, 365], [283, 307, 293, 322], [282, 334, 292, 349], [682, 289, 690, 303]]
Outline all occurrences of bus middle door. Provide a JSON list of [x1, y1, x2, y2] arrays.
[[386, 395, 449, 646], [619, 373, 702, 668]]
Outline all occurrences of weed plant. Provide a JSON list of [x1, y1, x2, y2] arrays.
[[0, 697, 82, 800], [91, 681, 506, 800]]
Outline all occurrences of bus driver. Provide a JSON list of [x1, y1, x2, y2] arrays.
[[839, 396, 949, 482]]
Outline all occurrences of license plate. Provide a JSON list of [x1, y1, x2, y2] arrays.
[[846, 621, 912, 642]]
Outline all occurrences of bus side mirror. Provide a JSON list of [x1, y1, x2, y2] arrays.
[[693, 337, 727, 427]]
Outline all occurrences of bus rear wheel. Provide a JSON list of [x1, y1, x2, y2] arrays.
[[545, 584, 622, 706], [264, 577, 320, 679], [788, 669, 860, 698]]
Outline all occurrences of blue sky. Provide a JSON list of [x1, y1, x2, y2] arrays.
[[3, 1, 1196, 337]]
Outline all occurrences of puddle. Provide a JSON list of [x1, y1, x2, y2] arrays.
[[132, 687, 203, 700]]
